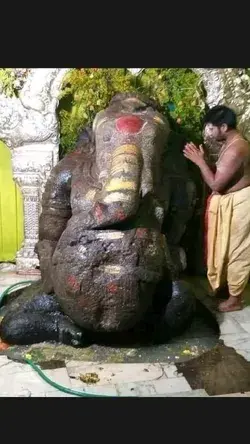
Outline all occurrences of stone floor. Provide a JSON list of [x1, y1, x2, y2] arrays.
[[0, 269, 250, 397], [0, 268, 39, 297], [189, 276, 250, 363]]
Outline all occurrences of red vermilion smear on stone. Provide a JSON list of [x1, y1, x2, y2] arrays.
[[106, 283, 118, 294], [116, 115, 144, 134], [115, 209, 126, 221], [72, 179, 82, 188], [67, 275, 80, 291], [68, 151, 81, 156], [136, 228, 148, 238], [94, 203, 104, 222]]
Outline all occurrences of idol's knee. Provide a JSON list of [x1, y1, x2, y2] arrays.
[[162, 280, 196, 334]]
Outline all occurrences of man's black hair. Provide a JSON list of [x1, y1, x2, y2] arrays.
[[203, 105, 237, 129]]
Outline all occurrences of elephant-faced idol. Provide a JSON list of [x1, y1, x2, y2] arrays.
[[0, 93, 197, 346]]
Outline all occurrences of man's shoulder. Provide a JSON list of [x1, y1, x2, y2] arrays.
[[218, 140, 247, 166], [229, 137, 249, 155]]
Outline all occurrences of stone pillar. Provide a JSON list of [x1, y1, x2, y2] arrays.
[[0, 68, 69, 273], [11, 144, 58, 274]]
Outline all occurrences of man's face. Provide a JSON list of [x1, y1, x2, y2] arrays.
[[204, 123, 227, 142]]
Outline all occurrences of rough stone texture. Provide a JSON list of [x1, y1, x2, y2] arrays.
[[44, 93, 195, 333], [0, 68, 70, 272], [0, 93, 197, 345]]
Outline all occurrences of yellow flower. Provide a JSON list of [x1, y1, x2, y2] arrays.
[[182, 349, 192, 355]]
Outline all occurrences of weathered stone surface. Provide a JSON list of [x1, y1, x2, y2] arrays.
[[192, 68, 250, 161], [0, 93, 197, 346]]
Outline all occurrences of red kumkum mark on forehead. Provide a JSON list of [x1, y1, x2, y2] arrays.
[[116, 115, 144, 134]]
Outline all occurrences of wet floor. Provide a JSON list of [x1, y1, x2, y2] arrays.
[[177, 343, 250, 396], [4, 299, 220, 365]]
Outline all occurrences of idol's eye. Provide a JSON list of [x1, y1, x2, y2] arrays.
[[103, 131, 112, 142]]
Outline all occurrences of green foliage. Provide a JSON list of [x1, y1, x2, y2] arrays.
[[58, 69, 137, 156], [0, 69, 16, 97], [136, 68, 206, 144], [58, 68, 206, 156]]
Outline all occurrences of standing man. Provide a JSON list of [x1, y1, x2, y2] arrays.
[[183, 105, 250, 312]]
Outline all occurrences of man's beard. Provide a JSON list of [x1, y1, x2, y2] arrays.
[[203, 136, 223, 164]]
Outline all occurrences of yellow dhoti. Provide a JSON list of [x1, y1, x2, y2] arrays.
[[207, 186, 250, 297]]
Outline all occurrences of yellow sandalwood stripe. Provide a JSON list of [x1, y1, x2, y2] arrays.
[[105, 179, 137, 192], [111, 154, 140, 168], [124, 97, 146, 106], [113, 150, 138, 159], [154, 115, 165, 125], [103, 192, 132, 204], [101, 265, 122, 274], [113, 144, 140, 157], [113, 152, 139, 161], [96, 232, 124, 240], [85, 189, 96, 200], [110, 164, 132, 175]]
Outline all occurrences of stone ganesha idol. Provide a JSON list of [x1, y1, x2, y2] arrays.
[[0, 93, 196, 346]]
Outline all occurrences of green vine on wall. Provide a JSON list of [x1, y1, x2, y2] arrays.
[[58, 69, 136, 155], [58, 68, 206, 157], [137, 68, 206, 143], [0, 69, 16, 96], [0, 68, 30, 97]]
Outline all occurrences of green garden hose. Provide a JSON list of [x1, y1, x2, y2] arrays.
[[0, 281, 118, 397], [25, 356, 114, 397], [0, 280, 34, 305]]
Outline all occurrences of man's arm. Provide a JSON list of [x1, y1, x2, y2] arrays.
[[183, 142, 245, 193]]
